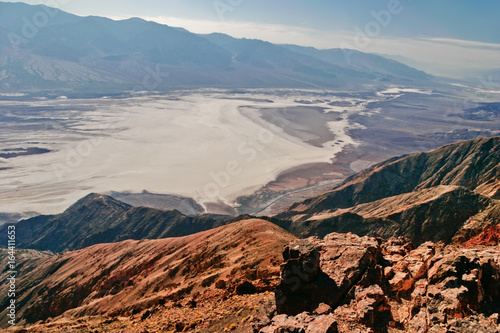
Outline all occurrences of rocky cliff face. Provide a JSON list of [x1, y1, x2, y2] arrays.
[[261, 233, 500, 333]]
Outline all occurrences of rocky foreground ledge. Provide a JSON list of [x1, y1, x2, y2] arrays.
[[259, 232, 500, 333]]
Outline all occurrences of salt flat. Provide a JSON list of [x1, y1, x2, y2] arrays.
[[0, 90, 379, 216]]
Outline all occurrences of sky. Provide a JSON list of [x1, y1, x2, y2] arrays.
[[3, 0, 500, 77]]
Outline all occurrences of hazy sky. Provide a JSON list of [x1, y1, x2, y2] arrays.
[[4, 0, 500, 77]]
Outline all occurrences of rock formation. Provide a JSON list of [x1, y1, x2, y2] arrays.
[[261, 233, 500, 333], [275, 240, 338, 315]]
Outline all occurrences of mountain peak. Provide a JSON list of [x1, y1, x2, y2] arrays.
[[64, 193, 131, 213], [3, 192, 228, 252]]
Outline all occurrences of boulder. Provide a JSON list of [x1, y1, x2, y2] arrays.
[[275, 240, 338, 315]]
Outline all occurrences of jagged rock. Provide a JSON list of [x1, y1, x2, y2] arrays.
[[314, 303, 332, 315], [389, 271, 413, 294], [446, 314, 500, 332], [405, 242, 435, 279], [425, 250, 500, 324], [275, 240, 338, 315], [259, 314, 305, 333], [354, 285, 390, 327], [329, 284, 392, 332], [281, 240, 321, 282], [319, 233, 382, 295], [305, 315, 338, 333], [264, 232, 500, 333]]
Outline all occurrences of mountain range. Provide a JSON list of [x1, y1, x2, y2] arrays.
[[0, 1, 429, 94], [274, 136, 500, 244], [0, 193, 229, 252]]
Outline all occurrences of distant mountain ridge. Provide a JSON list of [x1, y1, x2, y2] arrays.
[[0, 1, 430, 93], [280, 44, 429, 80], [0, 193, 228, 252]]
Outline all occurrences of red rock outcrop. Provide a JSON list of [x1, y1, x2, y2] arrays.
[[261, 233, 500, 333], [275, 240, 338, 316]]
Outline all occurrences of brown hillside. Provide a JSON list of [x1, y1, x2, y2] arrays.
[[274, 185, 496, 245], [0, 219, 296, 328], [273, 137, 500, 244]]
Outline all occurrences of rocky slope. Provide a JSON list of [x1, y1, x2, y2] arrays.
[[275, 136, 500, 244], [0, 219, 296, 330], [6, 230, 498, 333], [260, 233, 500, 333], [0, 193, 228, 252], [275, 185, 498, 245]]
